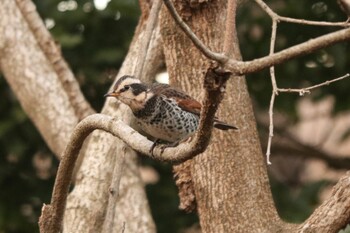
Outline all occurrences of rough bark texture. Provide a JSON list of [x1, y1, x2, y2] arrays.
[[0, 0, 78, 156], [297, 171, 350, 233], [160, 1, 284, 232]]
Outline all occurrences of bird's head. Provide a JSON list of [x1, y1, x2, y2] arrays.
[[104, 75, 153, 111]]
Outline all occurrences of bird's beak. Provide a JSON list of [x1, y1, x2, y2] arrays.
[[104, 92, 119, 98]]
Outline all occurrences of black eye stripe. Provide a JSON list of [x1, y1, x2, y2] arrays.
[[130, 83, 148, 95], [120, 85, 130, 92]]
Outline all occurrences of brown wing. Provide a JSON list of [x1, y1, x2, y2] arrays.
[[151, 83, 202, 116], [151, 83, 238, 130]]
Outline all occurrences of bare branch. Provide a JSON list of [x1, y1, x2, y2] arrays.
[[266, 20, 278, 165], [135, 0, 162, 80], [163, 0, 350, 75], [254, 0, 350, 27], [162, 0, 228, 63], [227, 27, 350, 74], [278, 73, 350, 95], [15, 0, 95, 119], [39, 62, 232, 232], [298, 171, 350, 232]]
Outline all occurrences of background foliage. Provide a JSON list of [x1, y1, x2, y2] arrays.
[[0, 0, 349, 232]]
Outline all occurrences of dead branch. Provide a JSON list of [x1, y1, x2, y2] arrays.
[[163, 0, 350, 75]]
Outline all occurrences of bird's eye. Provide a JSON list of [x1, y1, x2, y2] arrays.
[[120, 85, 130, 92]]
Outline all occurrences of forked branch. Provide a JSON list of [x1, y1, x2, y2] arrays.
[[163, 0, 350, 75]]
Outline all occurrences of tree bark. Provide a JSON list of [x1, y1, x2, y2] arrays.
[[160, 1, 284, 232], [0, 0, 79, 156], [63, 4, 161, 233], [0, 0, 157, 232]]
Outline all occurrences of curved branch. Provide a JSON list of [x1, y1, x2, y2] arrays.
[[40, 64, 229, 232], [227, 27, 350, 74], [298, 171, 350, 232], [162, 0, 228, 63], [163, 0, 350, 75]]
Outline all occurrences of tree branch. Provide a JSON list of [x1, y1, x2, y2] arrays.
[[39, 65, 229, 232], [227, 27, 350, 74], [135, 0, 162, 80], [278, 73, 350, 95], [163, 0, 350, 75], [254, 0, 350, 27], [15, 0, 95, 120], [162, 0, 228, 63], [298, 171, 350, 232]]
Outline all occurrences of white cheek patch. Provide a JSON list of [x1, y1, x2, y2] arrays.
[[129, 91, 154, 110], [134, 92, 147, 103]]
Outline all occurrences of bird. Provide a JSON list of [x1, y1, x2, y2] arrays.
[[338, 0, 350, 22], [104, 75, 237, 154]]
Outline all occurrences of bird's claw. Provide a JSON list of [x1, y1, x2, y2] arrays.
[[149, 140, 180, 158]]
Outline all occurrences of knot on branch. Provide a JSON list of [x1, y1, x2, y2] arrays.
[[204, 65, 232, 92]]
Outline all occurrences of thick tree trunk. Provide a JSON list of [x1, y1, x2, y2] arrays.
[[160, 1, 284, 232]]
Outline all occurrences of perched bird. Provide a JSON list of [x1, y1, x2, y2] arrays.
[[338, 0, 350, 22], [105, 75, 237, 153]]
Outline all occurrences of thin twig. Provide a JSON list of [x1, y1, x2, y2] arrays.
[[278, 73, 350, 95], [162, 0, 228, 63], [266, 20, 278, 165], [266, 92, 275, 165], [135, 0, 162, 79], [226, 27, 350, 75], [254, 0, 350, 27], [162, 0, 350, 75]]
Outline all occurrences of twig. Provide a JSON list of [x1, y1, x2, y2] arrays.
[[254, 0, 350, 27], [266, 72, 349, 163], [278, 73, 350, 95], [266, 20, 278, 165], [162, 0, 350, 75], [162, 0, 228, 63], [135, 0, 162, 79], [226, 27, 350, 75]]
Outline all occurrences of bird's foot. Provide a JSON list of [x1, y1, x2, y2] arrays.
[[149, 140, 180, 157], [149, 139, 162, 157], [159, 141, 179, 154]]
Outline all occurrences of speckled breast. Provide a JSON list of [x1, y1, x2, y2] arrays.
[[135, 95, 199, 142]]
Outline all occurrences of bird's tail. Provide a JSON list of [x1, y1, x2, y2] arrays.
[[213, 120, 238, 131]]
